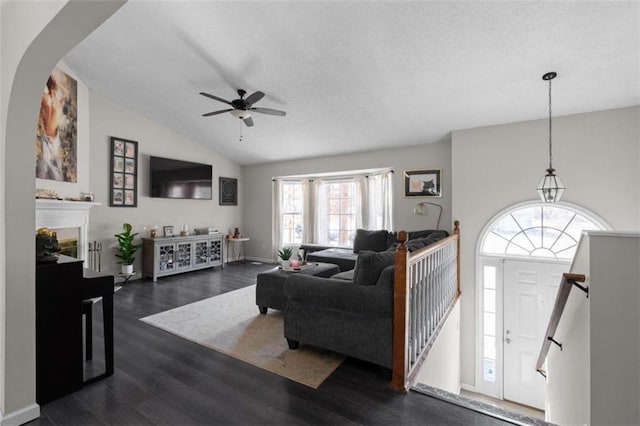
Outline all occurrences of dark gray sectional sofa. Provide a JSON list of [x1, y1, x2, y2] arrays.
[[285, 229, 449, 368]]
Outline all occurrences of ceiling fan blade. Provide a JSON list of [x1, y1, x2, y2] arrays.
[[250, 107, 286, 116], [244, 91, 265, 105], [243, 116, 254, 127], [202, 109, 232, 117], [199, 92, 233, 106]]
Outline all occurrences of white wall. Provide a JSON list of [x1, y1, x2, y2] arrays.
[[242, 139, 452, 261], [0, 1, 124, 422], [88, 90, 242, 278], [414, 300, 461, 394], [589, 234, 640, 425], [452, 106, 640, 388]]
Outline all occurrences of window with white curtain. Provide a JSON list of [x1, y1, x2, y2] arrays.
[[317, 179, 358, 246], [275, 170, 392, 248]]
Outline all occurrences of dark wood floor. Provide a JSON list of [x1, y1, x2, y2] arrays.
[[29, 262, 509, 425]]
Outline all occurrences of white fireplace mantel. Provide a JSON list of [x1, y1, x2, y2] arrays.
[[35, 199, 101, 265]]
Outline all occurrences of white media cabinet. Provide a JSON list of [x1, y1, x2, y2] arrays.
[[142, 234, 224, 282]]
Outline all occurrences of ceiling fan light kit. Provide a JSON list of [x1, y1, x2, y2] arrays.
[[536, 71, 566, 203], [230, 109, 251, 120], [200, 88, 286, 128]]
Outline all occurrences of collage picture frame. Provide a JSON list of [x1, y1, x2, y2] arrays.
[[110, 137, 138, 207]]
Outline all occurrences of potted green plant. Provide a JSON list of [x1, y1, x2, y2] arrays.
[[114, 223, 141, 275], [278, 247, 293, 268]]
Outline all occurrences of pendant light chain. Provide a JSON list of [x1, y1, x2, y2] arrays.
[[537, 71, 565, 203], [548, 76, 553, 170]]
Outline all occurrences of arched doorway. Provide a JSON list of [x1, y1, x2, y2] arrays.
[[2, 2, 124, 421], [474, 201, 607, 410]]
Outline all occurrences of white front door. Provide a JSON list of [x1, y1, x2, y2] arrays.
[[503, 259, 568, 409]]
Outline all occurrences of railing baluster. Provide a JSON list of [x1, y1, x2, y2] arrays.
[[427, 253, 433, 336], [418, 262, 422, 359]]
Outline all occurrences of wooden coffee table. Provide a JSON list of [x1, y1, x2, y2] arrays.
[[255, 262, 340, 314]]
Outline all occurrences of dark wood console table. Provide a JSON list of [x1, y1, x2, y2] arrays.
[[36, 255, 114, 404]]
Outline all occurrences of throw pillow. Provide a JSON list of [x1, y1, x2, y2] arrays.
[[353, 229, 389, 253], [353, 250, 395, 286]]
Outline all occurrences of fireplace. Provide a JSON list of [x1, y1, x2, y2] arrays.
[[54, 227, 79, 258], [35, 199, 100, 266]]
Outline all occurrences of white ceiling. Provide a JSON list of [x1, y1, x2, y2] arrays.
[[64, 0, 640, 165]]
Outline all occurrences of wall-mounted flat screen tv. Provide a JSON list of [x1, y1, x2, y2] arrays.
[[150, 156, 212, 200]]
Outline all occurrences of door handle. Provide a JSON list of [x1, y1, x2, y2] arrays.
[[505, 337, 511, 344]]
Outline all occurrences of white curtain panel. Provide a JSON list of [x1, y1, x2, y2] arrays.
[[367, 171, 393, 230], [314, 179, 329, 245], [271, 179, 282, 262], [355, 175, 367, 229], [302, 179, 314, 244], [380, 170, 393, 230]]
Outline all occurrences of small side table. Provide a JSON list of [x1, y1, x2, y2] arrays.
[[226, 237, 250, 263]]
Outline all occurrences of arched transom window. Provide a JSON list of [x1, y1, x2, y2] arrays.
[[481, 204, 603, 260]]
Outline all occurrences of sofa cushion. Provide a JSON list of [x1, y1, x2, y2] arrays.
[[407, 229, 436, 240], [406, 238, 428, 251], [409, 230, 450, 251], [332, 269, 355, 281], [353, 250, 395, 286], [353, 229, 389, 253], [306, 248, 358, 272], [387, 230, 450, 252]]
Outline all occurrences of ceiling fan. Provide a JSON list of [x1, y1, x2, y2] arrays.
[[199, 89, 286, 127]]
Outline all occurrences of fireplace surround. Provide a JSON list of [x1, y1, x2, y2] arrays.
[[35, 199, 100, 266]]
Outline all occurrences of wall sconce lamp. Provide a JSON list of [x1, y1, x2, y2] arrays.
[[413, 201, 442, 230]]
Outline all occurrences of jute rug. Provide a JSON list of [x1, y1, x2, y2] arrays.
[[140, 285, 344, 388]]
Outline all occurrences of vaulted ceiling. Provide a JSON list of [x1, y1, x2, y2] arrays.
[[63, 0, 640, 165]]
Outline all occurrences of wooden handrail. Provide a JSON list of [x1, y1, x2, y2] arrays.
[[536, 272, 587, 377]]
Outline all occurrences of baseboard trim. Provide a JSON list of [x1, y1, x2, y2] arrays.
[[0, 403, 40, 426], [460, 383, 476, 393], [244, 257, 274, 264]]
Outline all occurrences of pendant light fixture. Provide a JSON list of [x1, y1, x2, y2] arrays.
[[536, 71, 565, 203]]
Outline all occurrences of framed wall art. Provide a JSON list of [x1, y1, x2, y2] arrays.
[[110, 137, 138, 207], [219, 177, 238, 206], [404, 169, 442, 197], [36, 67, 78, 182]]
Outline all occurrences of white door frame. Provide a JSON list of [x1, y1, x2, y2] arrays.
[[473, 200, 609, 401]]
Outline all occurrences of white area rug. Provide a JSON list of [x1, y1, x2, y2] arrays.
[[140, 285, 344, 388]]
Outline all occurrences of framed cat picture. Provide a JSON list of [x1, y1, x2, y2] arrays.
[[404, 169, 442, 197]]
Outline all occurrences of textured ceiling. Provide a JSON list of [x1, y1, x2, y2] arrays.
[[64, 1, 640, 165]]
